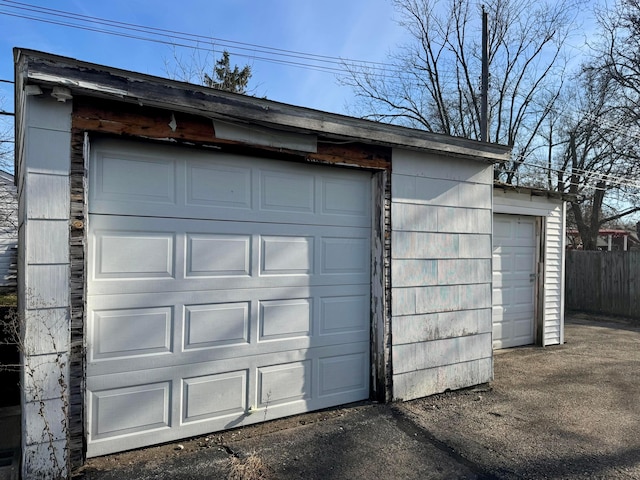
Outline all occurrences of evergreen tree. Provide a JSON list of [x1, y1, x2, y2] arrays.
[[204, 50, 252, 94]]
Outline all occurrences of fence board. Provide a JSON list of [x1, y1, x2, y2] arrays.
[[566, 250, 640, 319]]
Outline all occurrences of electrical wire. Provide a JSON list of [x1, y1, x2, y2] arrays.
[[1, 2, 639, 197], [0, 1, 467, 83]]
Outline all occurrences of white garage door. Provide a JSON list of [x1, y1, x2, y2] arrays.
[[86, 140, 371, 457], [492, 214, 537, 349]]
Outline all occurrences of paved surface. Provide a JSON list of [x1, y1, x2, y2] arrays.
[[76, 314, 640, 479]]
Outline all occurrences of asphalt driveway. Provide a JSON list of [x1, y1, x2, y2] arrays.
[[76, 313, 640, 479]]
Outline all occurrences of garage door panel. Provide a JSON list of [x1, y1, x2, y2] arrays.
[[86, 341, 369, 457], [95, 231, 175, 279], [187, 234, 251, 277], [90, 141, 371, 228], [88, 286, 369, 376], [91, 306, 173, 360], [90, 215, 369, 294], [88, 141, 371, 456], [89, 381, 171, 441], [257, 360, 312, 406], [182, 370, 248, 423], [260, 170, 315, 213], [91, 151, 177, 206], [186, 161, 252, 209], [185, 302, 250, 348]]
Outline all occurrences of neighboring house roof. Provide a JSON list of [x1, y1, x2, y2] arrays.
[[566, 229, 640, 249]]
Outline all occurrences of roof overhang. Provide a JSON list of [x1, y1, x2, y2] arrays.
[[493, 182, 576, 202], [14, 48, 511, 164]]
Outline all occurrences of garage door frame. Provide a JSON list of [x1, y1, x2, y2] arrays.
[[81, 136, 389, 457]]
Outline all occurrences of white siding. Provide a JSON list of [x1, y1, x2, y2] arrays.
[[493, 189, 565, 347], [17, 94, 72, 478], [391, 149, 493, 400], [0, 172, 17, 291], [542, 204, 566, 346]]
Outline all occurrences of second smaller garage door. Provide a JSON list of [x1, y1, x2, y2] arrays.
[[492, 214, 537, 349]]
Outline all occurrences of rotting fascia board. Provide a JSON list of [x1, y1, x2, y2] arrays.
[[15, 48, 512, 164], [493, 182, 577, 202]]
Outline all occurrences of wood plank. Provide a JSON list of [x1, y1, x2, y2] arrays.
[[72, 100, 391, 170]]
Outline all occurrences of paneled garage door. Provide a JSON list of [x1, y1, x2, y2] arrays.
[[492, 214, 537, 349], [86, 140, 372, 457]]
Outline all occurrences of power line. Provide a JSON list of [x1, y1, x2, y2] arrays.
[[0, 1, 468, 83], [1, 0, 391, 68]]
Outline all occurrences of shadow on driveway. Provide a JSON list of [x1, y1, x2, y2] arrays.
[[77, 313, 640, 479]]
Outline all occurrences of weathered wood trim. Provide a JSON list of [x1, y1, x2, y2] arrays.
[[68, 127, 87, 468], [536, 217, 545, 346], [16, 48, 511, 164], [370, 171, 391, 401], [72, 100, 392, 171]]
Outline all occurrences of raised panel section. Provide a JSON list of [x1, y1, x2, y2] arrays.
[[90, 382, 170, 440], [95, 232, 173, 278], [260, 299, 311, 340], [93, 153, 175, 204], [322, 177, 369, 216], [186, 162, 251, 208], [183, 371, 247, 422], [320, 296, 367, 334], [321, 237, 368, 274], [261, 236, 313, 275], [186, 234, 250, 277], [261, 170, 314, 213], [319, 352, 366, 396], [91, 307, 172, 360], [258, 361, 311, 406], [184, 302, 249, 349]]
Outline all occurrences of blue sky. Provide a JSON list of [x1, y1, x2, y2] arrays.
[[0, 0, 410, 115]]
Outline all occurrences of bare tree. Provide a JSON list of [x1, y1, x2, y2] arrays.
[[341, 0, 585, 183], [0, 96, 12, 173], [556, 69, 640, 249], [544, 0, 640, 249], [597, 0, 640, 127]]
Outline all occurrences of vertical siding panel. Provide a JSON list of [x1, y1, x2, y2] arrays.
[[543, 206, 563, 346], [18, 94, 73, 479], [391, 148, 493, 401]]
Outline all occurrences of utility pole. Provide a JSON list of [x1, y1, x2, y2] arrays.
[[481, 6, 489, 142]]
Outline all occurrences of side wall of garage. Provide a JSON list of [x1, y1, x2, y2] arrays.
[[493, 189, 566, 346], [390, 149, 494, 400], [16, 93, 72, 478]]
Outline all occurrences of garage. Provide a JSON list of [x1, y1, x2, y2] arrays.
[[493, 187, 567, 350], [86, 140, 372, 456], [492, 214, 537, 349], [16, 49, 515, 476]]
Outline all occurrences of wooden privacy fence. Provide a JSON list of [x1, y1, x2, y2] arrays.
[[566, 250, 640, 318]]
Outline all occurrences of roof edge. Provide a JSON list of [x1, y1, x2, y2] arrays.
[[493, 182, 576, 201], [15, 48, 511, 164]]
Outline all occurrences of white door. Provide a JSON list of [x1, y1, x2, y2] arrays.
[[86, 140, 372, 457], [492, 214, 537, 349]]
